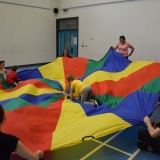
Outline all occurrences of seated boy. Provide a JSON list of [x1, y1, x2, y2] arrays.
[[6, 65, 21, 86]]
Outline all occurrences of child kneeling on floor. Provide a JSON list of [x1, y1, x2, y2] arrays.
[[67, 74, 98, 107]]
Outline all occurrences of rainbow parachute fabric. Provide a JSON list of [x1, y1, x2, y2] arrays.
[[1, 47, 160, 152]]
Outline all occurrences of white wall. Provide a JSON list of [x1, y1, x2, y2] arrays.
[[0, 1, 57, 66], [1, 0, 160, 66], [0, 0, 51, 9], [61, 0, 126, 9], [56, 0, 160, 61]]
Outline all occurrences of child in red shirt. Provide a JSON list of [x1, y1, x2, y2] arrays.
[[6, 65, 21, 86]]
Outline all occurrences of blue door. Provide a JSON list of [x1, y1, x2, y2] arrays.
[[59, 30, 78, 57]]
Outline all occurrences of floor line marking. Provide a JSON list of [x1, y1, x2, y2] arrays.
[[79, 143, 104, 160], [104, 144, 132, 156], [80, 130, 124, 160], [127, 149, 141, 160], [105, 130, 124, 143], [93, 139, 131, 156]]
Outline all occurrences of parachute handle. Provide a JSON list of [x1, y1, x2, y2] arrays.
[[82, 136, 95, 141]]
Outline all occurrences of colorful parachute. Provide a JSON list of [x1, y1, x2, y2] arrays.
[[0, 47, 160, 152]]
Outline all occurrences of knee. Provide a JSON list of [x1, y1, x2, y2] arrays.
[[138, 129, 148, 138]]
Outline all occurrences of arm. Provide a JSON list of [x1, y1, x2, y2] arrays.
[[15, 140, 43, 160], [128, 45, 135, 56], [13, 73, 19, 86], [15, 73, 20, 81], [70, 89, 74, 100], [61, 91, 69, 96], [144, 116, 160, 138]]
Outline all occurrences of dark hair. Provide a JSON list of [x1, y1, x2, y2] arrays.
[[63, 49, 69, 56], [0, 60, 5, 65], [67, 74, 75, 81], [119, 35, 125, 41], [0, 105, 4, 123], [11, 65, 17, 72]]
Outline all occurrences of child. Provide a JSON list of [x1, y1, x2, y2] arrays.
[[67, 74, 98, 106], [0, 60, 7, 75], [6, 65, 21, 86]]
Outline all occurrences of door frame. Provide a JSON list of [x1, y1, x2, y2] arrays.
[[56, 17, 79, 58]]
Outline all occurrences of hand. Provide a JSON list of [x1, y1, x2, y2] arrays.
[[143, 116, 150, 123], [111, 46, 113, 49], [62, 91, 67, 96], [36, 150, 43, 159], [18, 80, 23, 83], [13, 82, 18, 86]]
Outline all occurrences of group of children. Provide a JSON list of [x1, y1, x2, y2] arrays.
[[0, 59, 98, 106], [0, 60, 21, 88]]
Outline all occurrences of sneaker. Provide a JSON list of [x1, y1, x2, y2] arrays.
[[90, 101, 95, 107], [94, 100, 98, 107], [95, 99, 102, 106]]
